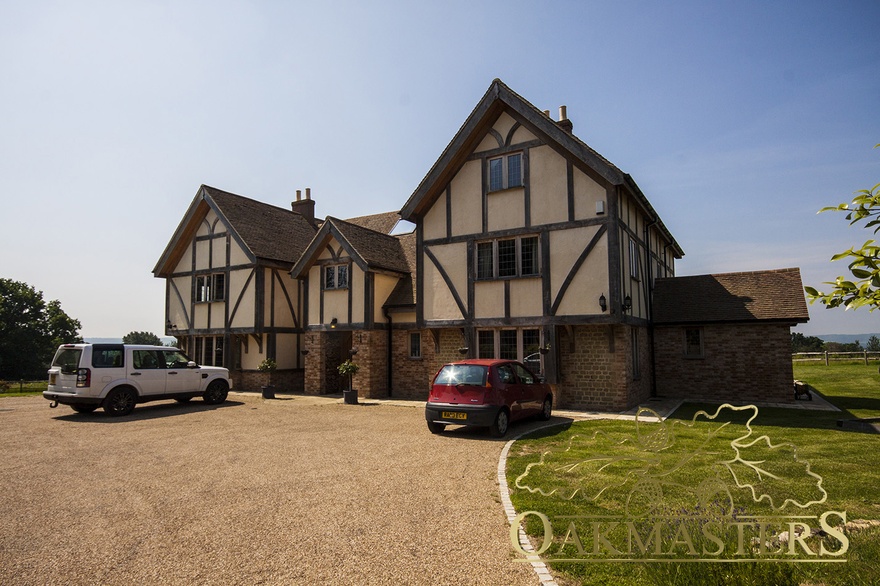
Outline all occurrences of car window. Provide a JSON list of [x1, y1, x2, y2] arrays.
[[92, 348, 123, 368], [435, 364, 487, 386], [496, 364, 516, 384], [132, 350, 161, 370], [163, 350, 191, 369], [52, 348, 82, 374], [514, 364, 535, 384]]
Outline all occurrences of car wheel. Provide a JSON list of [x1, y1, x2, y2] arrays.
[[490, 409, 509, 438], [202, 380, 228, 405], [70, 404, 98, 414], [104, 387, 136, 416], [540, 396, 552, 421], [427, 421, 446, 434], [174, 396, 193, 403]]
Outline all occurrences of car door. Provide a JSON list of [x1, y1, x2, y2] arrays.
[[495, 363, 524, 420], [513, 363, 541, 415], [162, 349, 201, 394], [129, 350, 166, 396]]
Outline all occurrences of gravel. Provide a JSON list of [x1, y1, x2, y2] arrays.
[[0, 393, 541, 585]]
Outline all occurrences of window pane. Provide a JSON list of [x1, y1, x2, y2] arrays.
[[521, 236, 538, 275], [337, 265, 348, 288], [195, 338, 203, 365], [213, 274, 225, 301], [500, 330, 517, 360], [630, 239, 640, 279], [478, 330, 495, 359], [498, 239, 517, 277], [522, 329, 540, 356], [489, 158, 503, 191], [507, 154, 522, 187], [685, 328, 702, 357], [325, 266, 335, 289], [214, 337, 224, 367], [409, 332, 421, 358], [477, 242, 494, 279]]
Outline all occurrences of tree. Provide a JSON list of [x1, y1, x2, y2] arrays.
[[791, 332, 824, 353], [867, 335, 880, 352], [0, 278, 82, 380], [806, 144, 880, 311], [123, 331, 162, 346]]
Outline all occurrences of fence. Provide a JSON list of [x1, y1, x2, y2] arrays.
[[792, 351, 880, 365]]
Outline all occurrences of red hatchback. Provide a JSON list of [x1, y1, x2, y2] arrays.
[[424, 359, 553, 437]]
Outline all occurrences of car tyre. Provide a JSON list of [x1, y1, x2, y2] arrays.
[[427, 421, 446, 434], [104, 387, 136, 416], [70, 404, 98, 414], [490, 409, 509, 438], [203, 380, 229, 405], [540, 396, 552, 421]]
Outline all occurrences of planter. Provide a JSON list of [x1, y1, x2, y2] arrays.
[[261, 385, 276, 399], [343, 389, 359, 405]]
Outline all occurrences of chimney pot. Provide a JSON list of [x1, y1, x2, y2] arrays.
[[306, 187, 311, 200], [296, 189, 302, 202], [559, 105, 567, 121], [543, 109, 550, 117]]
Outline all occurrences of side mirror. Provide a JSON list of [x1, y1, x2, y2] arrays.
[[187, 361, 198, 368]]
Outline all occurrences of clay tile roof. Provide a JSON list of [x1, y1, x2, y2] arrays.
[[344, 211, 401, 234], [205, 185, 317, 264], [653, 268, 809, 325], [329, 217, 411, 274], [383, 232, 417, 307]]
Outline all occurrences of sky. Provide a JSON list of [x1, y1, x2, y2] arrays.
[[1, 0, 879, 339]]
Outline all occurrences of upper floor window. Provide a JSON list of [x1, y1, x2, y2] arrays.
[[196, 274, 225, 302], [476, 235, 539, 280], [324, 264, 349, 290], [488, 153, 523, 192], [629, 238, 640, 281]]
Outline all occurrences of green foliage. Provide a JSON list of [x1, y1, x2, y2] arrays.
[[257, 358, 277, 372], [122, 331, 162, 345], [790, 332, 824, 353], [0, 278, 82, 379], [806, 143, 880, 311], [337, 359, 360, 377], [867, 335, 880, 352]]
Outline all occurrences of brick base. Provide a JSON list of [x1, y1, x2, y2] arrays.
[[231, 369, 304, 393]]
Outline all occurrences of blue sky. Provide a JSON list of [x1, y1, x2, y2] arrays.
[[1, 0, 878, 338]]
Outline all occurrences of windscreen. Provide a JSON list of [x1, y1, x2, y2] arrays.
[[52, 348, 82, 374], [434, 364, 487, 386]]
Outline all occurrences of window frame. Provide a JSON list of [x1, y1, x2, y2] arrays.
[[195, 273, 226, 303], [683, 327, 704, 359], [629, 238, 640, 281], [488, 152, 523, 192], [409, 332, 421, 359], [324, 264, 349, 290], [474, 235, 540, 280], [475, 328, 543, 372]]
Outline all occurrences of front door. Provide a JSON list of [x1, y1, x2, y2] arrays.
[[326, 331, 353, 393]]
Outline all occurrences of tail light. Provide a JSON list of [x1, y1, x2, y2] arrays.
[[76, 368, 91, 388]]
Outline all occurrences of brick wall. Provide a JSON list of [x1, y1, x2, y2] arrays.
[[303, 331, 345, 394], [232, 369, 304, 393], [388, 329, 438, 400], [556, 324, 650, 411], [350, 330, 388, 399], [654, 323, 794, 404]]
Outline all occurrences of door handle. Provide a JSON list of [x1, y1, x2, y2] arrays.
[[131, 372, 141, 376], [168, 372, 178, 375]]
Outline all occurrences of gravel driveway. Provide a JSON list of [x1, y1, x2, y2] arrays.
[[0, 393, 542, 585]]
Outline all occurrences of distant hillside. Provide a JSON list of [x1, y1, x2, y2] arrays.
[[816, 334, 880, 346]]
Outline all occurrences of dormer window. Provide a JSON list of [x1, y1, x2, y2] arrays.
[[324, 264, 349, 290], [488, 153, 523, 192]]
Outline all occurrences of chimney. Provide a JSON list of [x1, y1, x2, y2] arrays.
[[556, 105, 573, 134], [291, 187, 316, 225]]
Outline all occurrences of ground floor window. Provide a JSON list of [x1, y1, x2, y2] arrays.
[[684, 327, 703, 358], [194, 336, 225, 366], [476, 328, 543, 374], [409, 332, 421, 358]]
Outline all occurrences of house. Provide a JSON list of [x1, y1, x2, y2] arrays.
[[152, 185, 319, 391], [396, 79, 684, 410], [155, 79, 809, 410], [652, 268, 809, 404]]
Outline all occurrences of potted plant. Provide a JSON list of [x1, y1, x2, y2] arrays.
[[257, 358, 277, 399], [337, 359, 360, 404]]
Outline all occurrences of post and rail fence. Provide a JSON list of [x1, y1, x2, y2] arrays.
[[792, 351, 880, 366]]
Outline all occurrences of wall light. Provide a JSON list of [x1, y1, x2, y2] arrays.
[[330, 318, 338, 329], [622, 295, 632, 312], [599, 294, 607, 312]]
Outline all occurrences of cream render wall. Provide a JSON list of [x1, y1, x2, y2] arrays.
[[169, 276, 189, 329], [422, 252, 464, 321], [529, 145, 569, 226], [474, 281, 504, 318], [573, 167, 606, 221], [449, 160, 482, 236], [486, 188, 524, 232], [423, 191, 446, 240], [211, 236, 226, 268], [511, 124, 536, 144], [550, 226, 609, 317], [229, 269, 255, 328], [509, 279, 542, 317], [307, 265, 321, 325], [173, 246, 192, 274], [230, 238, 250, 266], [350, 266, 364, 324], [373, 274, 400, 324], [195, 240, 210, 270]]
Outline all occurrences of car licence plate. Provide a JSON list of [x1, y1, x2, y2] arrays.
[[442, 411, 467, 420]]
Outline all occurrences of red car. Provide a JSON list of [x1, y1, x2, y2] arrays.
[[424, 359, 553, 437]]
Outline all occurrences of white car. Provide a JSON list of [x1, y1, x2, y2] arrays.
[[44, 344, 231, 416]]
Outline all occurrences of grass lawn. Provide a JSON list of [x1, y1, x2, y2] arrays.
[[506, 362, 880, 585], [0, 380, 46, 396]]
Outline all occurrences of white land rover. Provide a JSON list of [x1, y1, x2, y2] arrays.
[[44, 344, 231, 416]]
